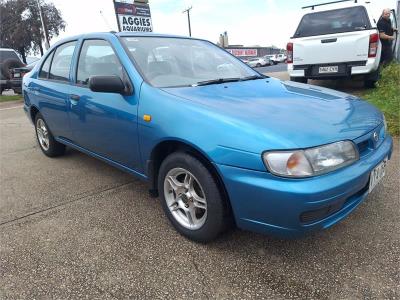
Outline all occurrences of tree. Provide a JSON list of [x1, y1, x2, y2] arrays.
[[0, 0, 65, 62]]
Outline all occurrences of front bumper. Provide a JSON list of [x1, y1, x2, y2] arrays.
[[216, 135, 393, 238]]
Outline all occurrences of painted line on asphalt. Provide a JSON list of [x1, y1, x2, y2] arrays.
[[0, 105, 24, 111]]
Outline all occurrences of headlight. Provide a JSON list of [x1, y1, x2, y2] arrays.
[[262, 141, 359, 178]]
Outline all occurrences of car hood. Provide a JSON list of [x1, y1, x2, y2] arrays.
[[162, 78, 383, 150]]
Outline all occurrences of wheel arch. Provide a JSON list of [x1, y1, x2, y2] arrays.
[[147, 140, 232, 215], [30, 105, 40, 123]]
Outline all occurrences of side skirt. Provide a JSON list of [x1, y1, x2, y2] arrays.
[[55, 137, 148, 181]]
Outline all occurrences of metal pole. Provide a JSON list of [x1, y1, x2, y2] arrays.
[[36, 0, 50, 50], [113, 0, 122, 32], [183, 6, 192, 37]]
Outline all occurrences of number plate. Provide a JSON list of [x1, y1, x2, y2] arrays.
[[319, 66, 338, 73], [369, 158, 388, 193], [13, 73, 21, 78]]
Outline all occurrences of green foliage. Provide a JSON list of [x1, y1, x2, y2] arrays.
[[363, 63, 400, 136], [0, 0, 66, 61], [0, 95, 23, 102]]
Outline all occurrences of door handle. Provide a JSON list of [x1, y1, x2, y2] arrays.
[[70, 94, 80, 101]]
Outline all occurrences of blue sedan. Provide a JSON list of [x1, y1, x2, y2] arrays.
[[22, 32, 393, 242]]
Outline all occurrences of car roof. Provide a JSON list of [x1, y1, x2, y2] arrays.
[[48, 32, 210, 52]]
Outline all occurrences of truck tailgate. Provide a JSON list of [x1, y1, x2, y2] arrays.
[[293, 30, 375, 65]]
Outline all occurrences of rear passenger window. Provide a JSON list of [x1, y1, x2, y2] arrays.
[[77, 39, 123, 85], [39, 52, 54, 79], [48, 41, 77, 82]]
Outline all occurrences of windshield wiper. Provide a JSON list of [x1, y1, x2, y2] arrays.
[[192, 75, 267, 87], [192, 77, 241, 87], [240, 74, 267, 81]]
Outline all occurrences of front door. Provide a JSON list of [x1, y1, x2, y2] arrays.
[[68, 39, 140, 171]]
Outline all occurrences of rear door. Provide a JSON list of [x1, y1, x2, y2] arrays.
[[31, 41, 77, 139], [292, 6, 374, 65]]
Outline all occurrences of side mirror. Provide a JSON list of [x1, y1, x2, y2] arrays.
[[88, 75, 125, 94]]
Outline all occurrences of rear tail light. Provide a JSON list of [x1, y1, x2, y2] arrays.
[[368, 33, 379, 58], [286, 42, 293, 63]]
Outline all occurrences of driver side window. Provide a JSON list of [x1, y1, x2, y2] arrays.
[[77, 39, 123, 86]]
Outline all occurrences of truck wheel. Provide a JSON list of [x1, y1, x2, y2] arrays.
[[35, 112, 66, 157], [364, 80, 377, 88], [158, 152, 231, 243], [290, 77, 308, 84]]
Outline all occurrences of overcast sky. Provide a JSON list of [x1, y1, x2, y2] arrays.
[[49, 0, 397, 48]]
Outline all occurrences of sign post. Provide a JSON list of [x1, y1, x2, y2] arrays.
[[113, 0, 153, 32]]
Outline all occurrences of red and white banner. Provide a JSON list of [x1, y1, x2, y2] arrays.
[[226, 49, 258, 57]]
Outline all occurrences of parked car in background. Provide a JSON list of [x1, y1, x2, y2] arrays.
[[275, 53, 287, 63], [10, 61, 38, 94], [0, 48, 25, 94], [247, 57, 271, 68], [264, 55, 278, 64], [23, 32, 392, 242], [287, 1, 398, 87]]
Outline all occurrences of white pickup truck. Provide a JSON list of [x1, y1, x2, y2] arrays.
[[287, 0, 398, 88]]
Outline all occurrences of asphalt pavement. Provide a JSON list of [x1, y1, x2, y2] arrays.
[[254, 63, 287, 74], [0, 100, 399, 299]]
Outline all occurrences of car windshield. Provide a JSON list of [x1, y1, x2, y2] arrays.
[[294, 6, 371, 38], [121, 36, 259, 88]]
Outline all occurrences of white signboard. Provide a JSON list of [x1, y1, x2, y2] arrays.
[[118, 15, 153, 32], [114, 1, 153, 32]]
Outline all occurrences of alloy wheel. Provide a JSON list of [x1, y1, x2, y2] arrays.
[[164, 168, 207, 230]]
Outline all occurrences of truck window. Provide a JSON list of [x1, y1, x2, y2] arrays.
[[294, 6, 371, 38]]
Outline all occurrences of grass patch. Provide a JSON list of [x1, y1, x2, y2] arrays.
[[362, 63, 400, 136], [0, 94, 23, 103]]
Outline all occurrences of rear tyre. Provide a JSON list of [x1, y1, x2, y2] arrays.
[[158, 152, 231, 243], [35, 112, 66, 157], [290, 76, 308, 84], [364, 80, 377, 88], [256, 63, 261, 68]]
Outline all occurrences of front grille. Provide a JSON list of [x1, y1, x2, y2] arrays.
[[300, 183, 369, 224], [357, 140, 370, 156]]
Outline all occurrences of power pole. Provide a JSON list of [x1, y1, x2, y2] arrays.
[[112, 0, 121, 32], [183, 6, 192, 37], [36, 0, 50, 50]]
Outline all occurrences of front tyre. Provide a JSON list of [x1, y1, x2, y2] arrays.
[[35, 112, 66, 157], [158, 152, 230, 243]]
